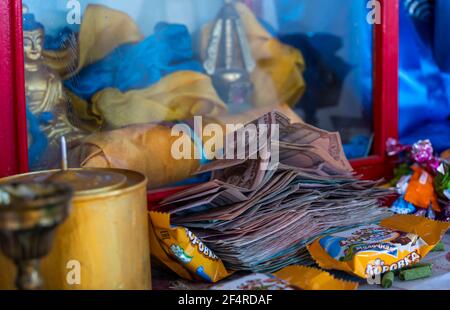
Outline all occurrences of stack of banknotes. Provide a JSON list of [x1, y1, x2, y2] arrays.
[[156, 112, 393, 273]]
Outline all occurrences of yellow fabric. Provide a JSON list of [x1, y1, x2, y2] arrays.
[[93, 71, 227, 129], [75, 4, 143, 74], [202, 2, 306, 108], [65, 88, 103, 132], [44, 5, 143, 80], [274, 265, 358, 290], [60, 5, 227, 130]]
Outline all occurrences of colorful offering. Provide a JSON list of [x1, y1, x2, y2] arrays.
[[210, 265, 358, 290], [149, 211, 231, 283], [308, 215, 450, 279], [404, 166, 440, 211], [399, 264, 433, 281]]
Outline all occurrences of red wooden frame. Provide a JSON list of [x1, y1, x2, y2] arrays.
[[0, 0, 28, 177], [0, 0, 398, 180], [352, 0, 399, 180]]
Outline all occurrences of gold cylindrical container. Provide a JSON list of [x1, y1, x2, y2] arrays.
[[0, 168, 151, 290]]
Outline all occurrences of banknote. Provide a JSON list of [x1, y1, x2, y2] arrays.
[[155, 111, 395, 272]]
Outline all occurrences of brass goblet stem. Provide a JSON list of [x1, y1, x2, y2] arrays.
[[0, 182, 73, 290], [16, 259, 43, 290]]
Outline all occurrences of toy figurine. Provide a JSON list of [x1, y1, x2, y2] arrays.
[[203, 0, 256, 111], [23, 10, 85, 168]]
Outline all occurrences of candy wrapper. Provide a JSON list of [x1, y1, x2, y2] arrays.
[[307, 215, 450, 279], [434, 163, 450, 200], [386, 139, 441, 173], [439, 202, 450, 222], [149, 212, 231, 283], [390, 196, 416, 214], [210, 266, 358, 290], [404, 166, 440, 211]]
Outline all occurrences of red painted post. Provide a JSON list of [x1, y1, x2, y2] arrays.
[[351, 0, 399, 180], [0, 0, 28, 178]]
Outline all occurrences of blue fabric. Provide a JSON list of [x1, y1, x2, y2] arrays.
[[64, 22, 203, 100], [343, 135, 371, 159], [27, 107, 49, 169], [399, 0, 450, 153], [274, 0, 373, 159], [434, 0, 450, 73], [44, 27, 76, 50], [166, 122, 211, 188]]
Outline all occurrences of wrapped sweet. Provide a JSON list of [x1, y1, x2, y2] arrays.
[[308, 215, 450, 279], [434, 163, 450, 199], [390, 196, 416, 215], [404, 166, 440, 211]]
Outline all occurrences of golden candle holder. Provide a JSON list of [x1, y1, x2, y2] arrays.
[[0, 182, 73, 289]]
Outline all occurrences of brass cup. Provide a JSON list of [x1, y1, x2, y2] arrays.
[[0, 182, 73, 289]]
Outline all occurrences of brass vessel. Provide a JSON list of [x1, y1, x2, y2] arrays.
[[0, 168, 150, 290], [0, 182, 73, 289]]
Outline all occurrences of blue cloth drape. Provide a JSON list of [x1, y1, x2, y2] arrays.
[[399, 0, 450, 152], [64, 22, 203, 101]]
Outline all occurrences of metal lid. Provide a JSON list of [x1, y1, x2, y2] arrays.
[[0, 168, 147, 199], [0, 138, 137, 197], [46, 169, 127, 196]]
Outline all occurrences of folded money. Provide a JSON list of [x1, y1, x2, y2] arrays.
[[153, 111, 394, 273]]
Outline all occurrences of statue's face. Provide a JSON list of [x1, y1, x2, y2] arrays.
[[23, 28, 44, 62]]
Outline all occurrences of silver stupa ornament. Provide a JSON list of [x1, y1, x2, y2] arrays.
[[204, 0, 256, 110]]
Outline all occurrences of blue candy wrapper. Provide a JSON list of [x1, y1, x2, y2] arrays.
[[391, 196, 417, 214]]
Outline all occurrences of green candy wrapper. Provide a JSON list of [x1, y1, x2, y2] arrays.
[[381, 271, 395, 289], [389, 163, 413, 187], [435, 163, 450, 199], [399, 265, 432, 281], [431, 241, 445, 252]]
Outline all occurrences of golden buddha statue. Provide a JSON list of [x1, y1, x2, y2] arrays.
[[23, 12, 86, 168]]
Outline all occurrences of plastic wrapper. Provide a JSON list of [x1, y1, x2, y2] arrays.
[[308, 215, 450, 279], [434, 163, 450, 199], [390, 196, 416, 215], [149, 211, 231, 283], [404, 166, 440, 211], [211, 266, 358, 290], [273, 265, 358, 290]]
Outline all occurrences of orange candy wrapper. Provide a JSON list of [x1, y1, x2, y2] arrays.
[[273, 266, 358, 290], [149, 211, 232, 283], [211, 266, 358, 290], [404, 166, 440, 211], [149, 211, 358, 289], [308, 215, 450, 279]]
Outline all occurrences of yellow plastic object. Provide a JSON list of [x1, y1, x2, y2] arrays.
[[404, 166, 440, 211], [274, 265, 358, 290], [308, 215, 450, 279], [149, 211, 231, 283]]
